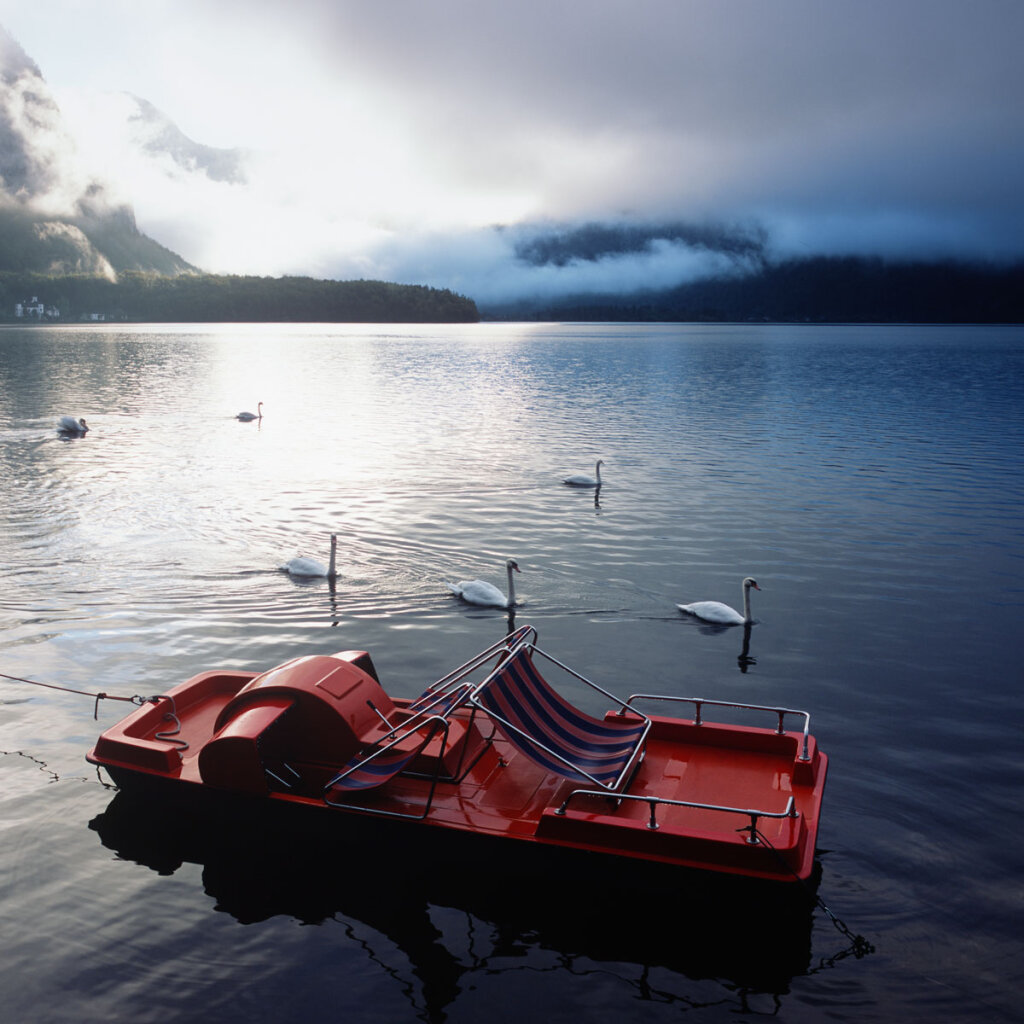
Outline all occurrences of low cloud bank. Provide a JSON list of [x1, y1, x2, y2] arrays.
[[351, 221, 764, 308], [339, 211, 1023, 312]]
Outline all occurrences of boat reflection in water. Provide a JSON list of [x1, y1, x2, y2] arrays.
[[91, 790, 823, 1018]]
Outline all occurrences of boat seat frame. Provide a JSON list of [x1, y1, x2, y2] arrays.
[[321, 628, 540, 818], [469, 637, 651, 794], [323, 713, 454, 820]]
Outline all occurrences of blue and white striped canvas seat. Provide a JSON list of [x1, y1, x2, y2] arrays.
[[323, 713, 451, 818], [326, 718, 445, 792], [471, 645, 650, 791], [323, 622, 569, 815], [324, 683, 475, 817]]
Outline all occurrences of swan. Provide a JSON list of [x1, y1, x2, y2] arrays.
[[237, 402, 263, 422], [57, 416, 88, 433], [677, 577, 761, 626], [563, 459, 603, 487], [282, 533, 337, 579], [447, 558, 521, 608]]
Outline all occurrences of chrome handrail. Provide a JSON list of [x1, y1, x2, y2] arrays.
[[417, 625, 539, 700], [323, 714, 453, 820], [623, 694, 812, 762], [555, 789, 798, 844]]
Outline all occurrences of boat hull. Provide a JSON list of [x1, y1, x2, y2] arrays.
[[88, 645, 828, 886]]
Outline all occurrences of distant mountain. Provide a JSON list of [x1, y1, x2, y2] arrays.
[[472, 218, 1022, 323], [507, 219, 767, 267], [0, 25, 477, 323], [483, 251, 1024, 324], [117, 93, 248, 185], [0, 198, 198, 277], [0, 25, 196, 276]]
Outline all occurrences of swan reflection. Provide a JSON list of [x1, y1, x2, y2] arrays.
[[738, 622, 757, 672]]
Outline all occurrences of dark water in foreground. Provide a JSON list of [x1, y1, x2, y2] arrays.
[[1, 322, 1022, 1022]]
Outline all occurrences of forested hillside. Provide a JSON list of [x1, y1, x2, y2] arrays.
[[483, 256, 1024, 323], [0, 271, 479, 323]]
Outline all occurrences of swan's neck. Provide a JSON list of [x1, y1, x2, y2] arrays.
[[506, 564, 517, 606], [742, 583, 752, 622], [594, 462, 602, 483], [327, 539, 337, 579]]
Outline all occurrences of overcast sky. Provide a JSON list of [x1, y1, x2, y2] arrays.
[[2, 0, 1022, 303]]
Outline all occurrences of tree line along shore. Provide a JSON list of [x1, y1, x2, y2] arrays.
[[0, 271, 479, 324]]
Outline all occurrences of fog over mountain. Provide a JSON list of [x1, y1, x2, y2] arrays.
[[121, 94, 248, 186], [0, 26, 193, 276]]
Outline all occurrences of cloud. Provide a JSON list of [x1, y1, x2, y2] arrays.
[[242, 1, 1024, 221], [0, 25, 102, 217], [348, 221, 762, 308], [2, 1, 1023, 302]]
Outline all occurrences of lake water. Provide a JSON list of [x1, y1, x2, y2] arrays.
[[1, 321, 1022, 1022]]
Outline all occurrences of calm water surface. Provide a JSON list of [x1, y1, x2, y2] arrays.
[[1, 322, 1022, 1022]]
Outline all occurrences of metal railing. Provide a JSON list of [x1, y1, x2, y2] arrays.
[[419, 625, 538, 699], [622, 694, 812, 762], [555, 789, 798, 844]]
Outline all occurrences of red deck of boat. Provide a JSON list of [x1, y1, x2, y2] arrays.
[[89, 657, 826, 883]]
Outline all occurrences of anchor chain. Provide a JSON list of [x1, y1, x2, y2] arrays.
[[749, 825, 875, 960]]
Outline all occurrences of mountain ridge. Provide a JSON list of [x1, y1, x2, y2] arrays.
[[0, 24, 197, 277], [0, 25, 478, 322]]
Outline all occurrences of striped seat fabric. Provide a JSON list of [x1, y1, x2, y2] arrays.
[[327, 720, 443, 794], [472, 648, 648, 789], [406, 681, 472, 717]]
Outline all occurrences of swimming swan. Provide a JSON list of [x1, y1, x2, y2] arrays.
[[283, 533, 337, 579], [677, 577, 761, 626], [563, 459, 603, 487], [447, 558, 521, 608], [237, 402, 263, 422], [57, 416, 88, 433]]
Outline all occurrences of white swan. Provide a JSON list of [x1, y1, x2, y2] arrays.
[[57, 416, 88, 433], [447, 558, 521, 608], [677, 577, 761, 626], [283, 533, 337, 579], [237, 402, 263, 422], [563, 459, 603, 487]]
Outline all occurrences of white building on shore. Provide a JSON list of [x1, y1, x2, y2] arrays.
[[14, 296, 61, 320]]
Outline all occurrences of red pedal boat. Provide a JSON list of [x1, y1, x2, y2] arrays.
[[88, 626, 828, 884]]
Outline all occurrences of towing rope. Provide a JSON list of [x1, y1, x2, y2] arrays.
[[0, 670, 164, 719]]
